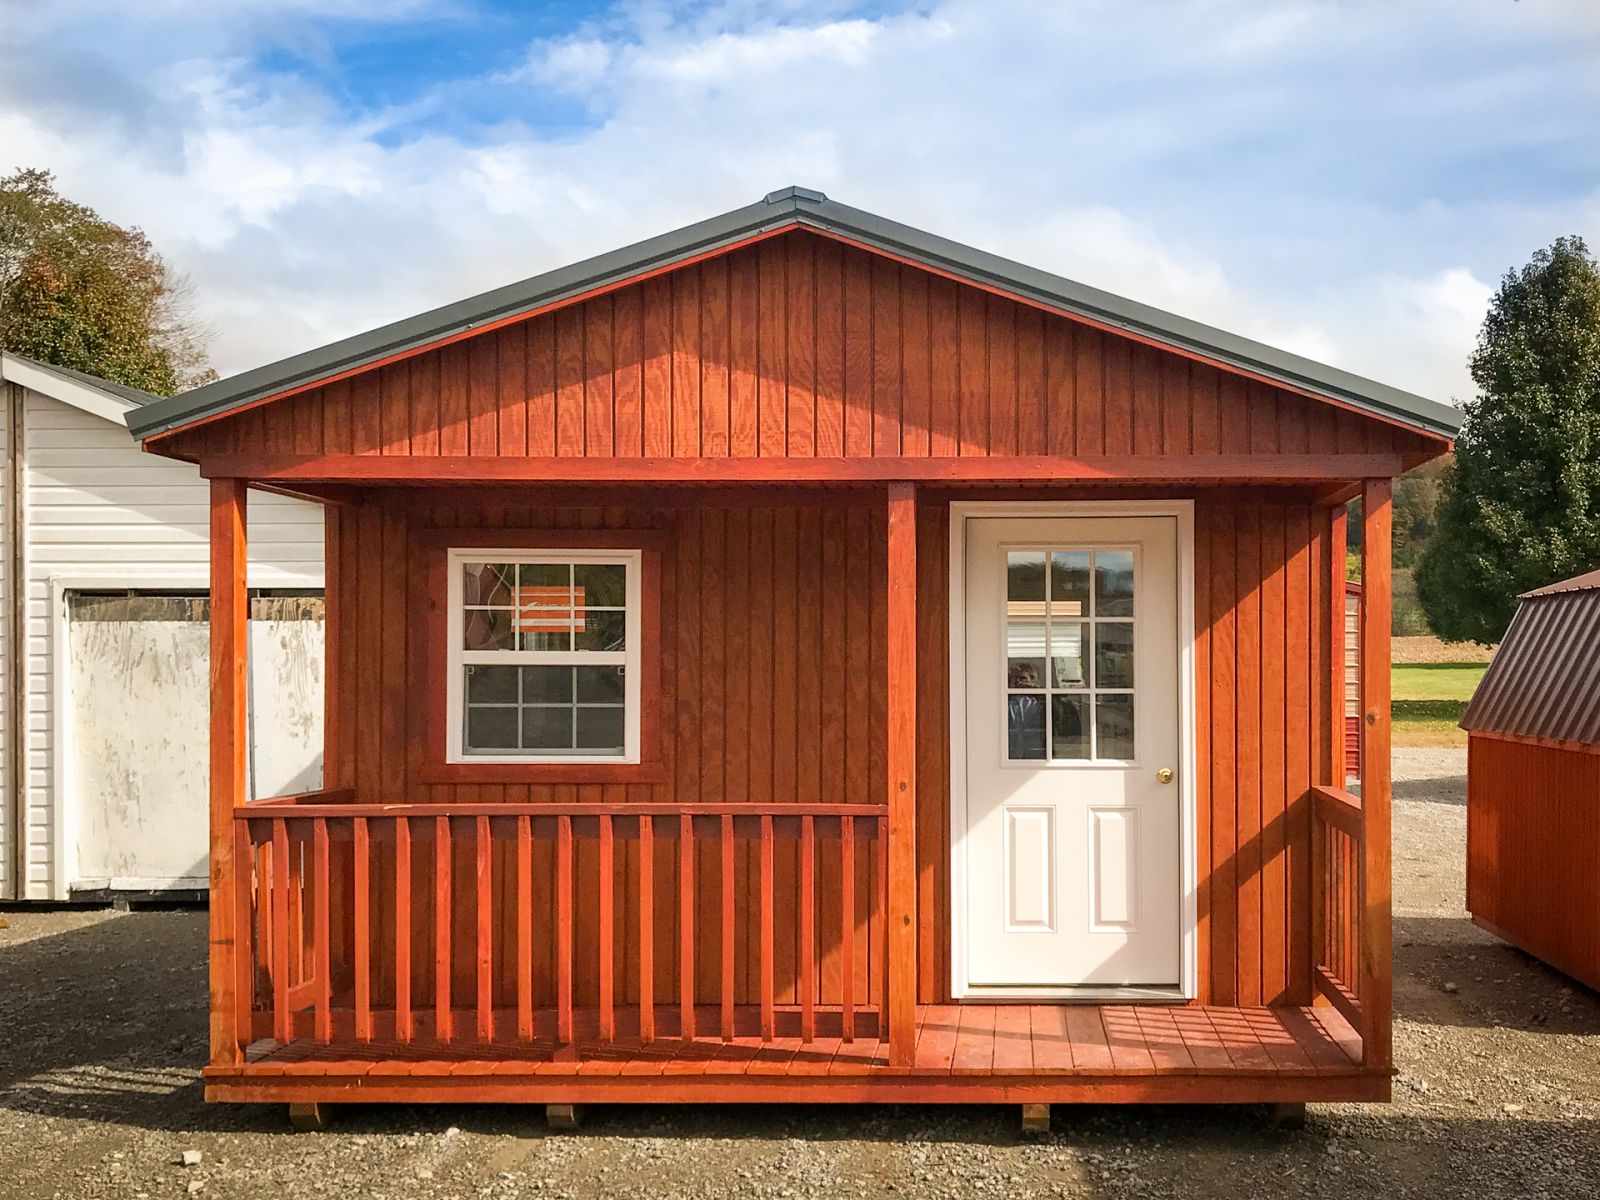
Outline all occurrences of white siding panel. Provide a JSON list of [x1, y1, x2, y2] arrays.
[[0, 386, 10, 898], [17, 388, 326, 898]]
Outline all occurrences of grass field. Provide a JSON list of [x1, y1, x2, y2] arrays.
[[1391, 661, 1488, 747]]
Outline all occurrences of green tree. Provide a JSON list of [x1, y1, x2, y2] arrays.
[[0, 167, 213, 395], [1417, 236, 1600, 644]]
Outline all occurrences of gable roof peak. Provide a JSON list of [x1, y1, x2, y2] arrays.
[[764, 185, 829, 206]]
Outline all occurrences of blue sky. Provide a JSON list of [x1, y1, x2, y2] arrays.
[[4, 0, 1598, 402]]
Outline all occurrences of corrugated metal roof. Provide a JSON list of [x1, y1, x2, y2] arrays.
[[127, 186, 1463, 443], [1522, 567, 1600, 598], [1461, 579, 1600, 747]]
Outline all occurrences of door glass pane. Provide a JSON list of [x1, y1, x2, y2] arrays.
[[1094, 623, 1134, 689], [1007, 551, 1046, 603], [1095, 550, 1134, 617], [1049, 551, 1090, 616], [1051, 694, 1090, 760], [1007, 693, 1046, 759], [1095, 695, 1136, 760], [1006, 622, 1047, 689], [1049, 621, 1088, 689]]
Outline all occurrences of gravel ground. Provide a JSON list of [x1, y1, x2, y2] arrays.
[[3, 748, 1597, 1199]]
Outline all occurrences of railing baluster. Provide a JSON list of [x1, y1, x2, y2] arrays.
[[233, 822, 255, 1047], [841, 813, 856, 1044], [760, 814, 775, 1043], [720, 814, 735, 1043], [435, 815, 452, 1044], [876, 813, 888, 1040], [557, 814, 574, 1045], [354, 816, 372, 1042], [313, 818, 332, 1044], [516, 815, 533, 1042], [680, 813, 695, 1042], [800, 814, 816, 1044], [396, 817, 412, 1043], [271, 819, 291, 1045], [476, 814, 493, 1044], [599, 814, 615, 1044], [639, 816, 655, 1043]]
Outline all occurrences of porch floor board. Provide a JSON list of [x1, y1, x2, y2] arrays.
[[231, 1004, 1363, 1079]]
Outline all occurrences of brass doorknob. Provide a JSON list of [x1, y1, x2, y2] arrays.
[[1156, 768, 1174, 785]]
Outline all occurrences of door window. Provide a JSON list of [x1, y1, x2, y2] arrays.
[[1004, 548, 1135, 762]]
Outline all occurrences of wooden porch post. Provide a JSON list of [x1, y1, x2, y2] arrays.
[[210, 478, 249, 1067], [886, 483, 918, 1067], [1358, 478, 1392, 1070], [1328, 505, 1347, 783]]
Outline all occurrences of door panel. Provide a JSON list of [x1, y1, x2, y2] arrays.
[[962, 515, 1183, 992]]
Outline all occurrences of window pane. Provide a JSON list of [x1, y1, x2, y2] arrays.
[[576, 665, 625, 704], [1051, 694, 1090, 760], [465, 706, 518, 751], [1095, 551, 1134, 617], [1007, 694, 1046, 760], [575, 707, 625, 752], [1094, 622, 1135, 689], [1049, 551, 1090, 617], [519, 562, 570, 592], [1049, 621, 1089, 689], [1006, 621, 1046, 689], [466, 665, 518, 704], [463, 563, 516, 606], [464, 608, 517, 651], [521, 666, 572, 704], [519, 627, 572, 651], [574, 608, 626, 652], [1006, 551, 1046, 603], [574, 563, 627, 609], [1095, 695, 1136, 759], [522, 707, 573, 751]]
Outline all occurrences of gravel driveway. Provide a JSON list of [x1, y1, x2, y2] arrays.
[[2, 749, 1597, 1199]]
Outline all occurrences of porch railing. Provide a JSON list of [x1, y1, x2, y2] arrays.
[[232, 795, 888, 1053], [1310, 784, 1363, 1029]]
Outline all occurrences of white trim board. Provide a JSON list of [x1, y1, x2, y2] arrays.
[[946, 499, 1198, 1003]]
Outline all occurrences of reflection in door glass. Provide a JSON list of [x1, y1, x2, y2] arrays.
[[1004, 547, 1136, 762]]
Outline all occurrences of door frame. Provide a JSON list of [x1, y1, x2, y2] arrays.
[[947, 500, 1198, 1001]]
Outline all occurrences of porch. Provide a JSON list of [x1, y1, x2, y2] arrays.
[[202, 471, 1396, 1106]]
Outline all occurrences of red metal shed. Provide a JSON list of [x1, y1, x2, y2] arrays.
[[1461, 568, 1600, 991]]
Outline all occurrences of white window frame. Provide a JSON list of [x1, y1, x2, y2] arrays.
[[445, 547, 643, 764]]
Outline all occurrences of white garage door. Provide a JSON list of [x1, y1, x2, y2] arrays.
[[66, 591, 324, 894]]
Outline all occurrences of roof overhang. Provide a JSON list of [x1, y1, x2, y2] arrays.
[[128, 187, 1463, 445], [0, 352, 153, 426]]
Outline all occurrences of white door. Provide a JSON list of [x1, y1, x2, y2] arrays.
[[961, 515, 1184, 993]]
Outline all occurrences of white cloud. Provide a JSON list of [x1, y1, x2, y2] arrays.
[[2, 0, 1597, 408]]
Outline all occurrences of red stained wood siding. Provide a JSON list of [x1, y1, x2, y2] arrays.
[[162, 232, 1438, 467]]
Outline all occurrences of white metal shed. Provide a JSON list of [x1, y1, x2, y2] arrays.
[[0, 353, 326, 900]]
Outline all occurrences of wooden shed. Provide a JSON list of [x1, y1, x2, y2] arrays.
[[127, 187, 1457, 1123], [1462, 567, 1600, 992]]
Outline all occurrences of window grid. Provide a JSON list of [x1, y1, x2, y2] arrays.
[[1004, 548, 1136, 763], [453, 555, 635, 761]]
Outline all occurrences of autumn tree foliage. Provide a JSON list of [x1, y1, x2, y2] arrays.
[[0, 167, 214, 395]]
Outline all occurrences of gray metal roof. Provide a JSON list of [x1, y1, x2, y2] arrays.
[[1460, 574, 1600, 748], [127, 186, 1463, 442], [12, 354, 163, 406]]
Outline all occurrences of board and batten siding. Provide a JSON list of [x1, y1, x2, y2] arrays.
[[2, 386, 324, 899], [161, 230, 1438, 467]]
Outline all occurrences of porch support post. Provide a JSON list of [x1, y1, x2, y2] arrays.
[[885, 482, 918, 1067], [209, 478, 249, 1067], [1358, 478, 1392, 1071], [1328, 504, 1347, 784]]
